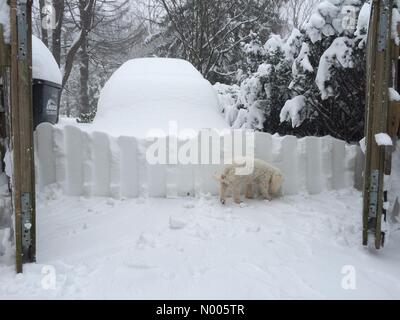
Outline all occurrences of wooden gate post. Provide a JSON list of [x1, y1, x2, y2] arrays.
[[9, 0, 36, 273], [363, 0, 393, 249], [388, 22, 400, 140]]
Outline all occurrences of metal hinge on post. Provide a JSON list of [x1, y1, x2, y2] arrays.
[[367, 169, 387, 248], [363, 0, 393, 250], [378, 0, 390, 52], [20, 192, 33, 262], [369, 170, 379, 220], [16, 0, 28, 61]]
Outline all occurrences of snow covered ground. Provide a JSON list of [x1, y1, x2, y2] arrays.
[[1, 186, 400, 299]]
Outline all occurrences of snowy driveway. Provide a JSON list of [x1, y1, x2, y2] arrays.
[[1, 188, 400, 299]]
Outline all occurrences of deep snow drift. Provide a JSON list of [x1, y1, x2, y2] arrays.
[[90, 58, 228, 137], [0, 186, 400, 299]]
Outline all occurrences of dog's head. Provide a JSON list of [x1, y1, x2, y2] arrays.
[[270, 172, 284, 194]]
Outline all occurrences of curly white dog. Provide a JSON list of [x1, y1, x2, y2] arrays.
[[215, 158, 284, 205]]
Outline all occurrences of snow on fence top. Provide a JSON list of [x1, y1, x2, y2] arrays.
[[93, 58, 228, 137], [0, 2, 10, 43], [32, 35, 62, 85], [35, 123, 364, 199]]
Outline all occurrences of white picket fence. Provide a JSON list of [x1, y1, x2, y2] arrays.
[[34, 123, 364, 198]]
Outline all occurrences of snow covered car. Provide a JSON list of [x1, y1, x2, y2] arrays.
[[93, 58, 228, 137]]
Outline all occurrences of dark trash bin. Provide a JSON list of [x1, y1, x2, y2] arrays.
[[32, 79, 62, 129]]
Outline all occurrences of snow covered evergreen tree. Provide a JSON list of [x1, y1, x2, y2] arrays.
[[218, 0, 379, 142], [219, 28, 302, 133], [280, 0, 370, 141]]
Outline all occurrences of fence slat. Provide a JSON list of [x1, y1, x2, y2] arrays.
[[195, 130, 223, 196], [144, 137, 167, 197], [109, 136, 121, 199], [119, 136, 139, 198], [354, 146, 365, 191], [35, 123, 56, 190], [296, 138, 307, 192], [305, 136, 323, 194], [82, 131, 93, 197], [332, 138, 346, 190], [64, 126, 84, 196], [166, 137, 195, 198], [281, 135, 298, 195], [321, 136, 334, 190], [53, 127, 66, 192], [92, 131, 111, 197], [255, 132, 273, 163], [344, 144, 360, 189]]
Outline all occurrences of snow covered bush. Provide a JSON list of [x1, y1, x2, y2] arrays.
[[280, 95, 306, 128], [283, 0, 370, 142], [217, 0, 383, 142], [215, 28, 302, 133], [213, 82, 241, 126]]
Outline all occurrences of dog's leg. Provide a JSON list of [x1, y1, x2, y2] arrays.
[[260, 180, 272, 201], [233, 179, 242, 204], [245, 183, 253, 199], [220, 183, 227, 205]]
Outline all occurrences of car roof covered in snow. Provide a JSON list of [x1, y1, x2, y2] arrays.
[[32, 35, 62, 85], [93, 58, 228, 137]]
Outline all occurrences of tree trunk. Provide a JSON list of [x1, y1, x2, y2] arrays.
[[39, 0, 49, 47], [78, 0, 91, 122], [61, 0, 94, 90], [52, 0, 64, 66], [79, 41, 90, 121]]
